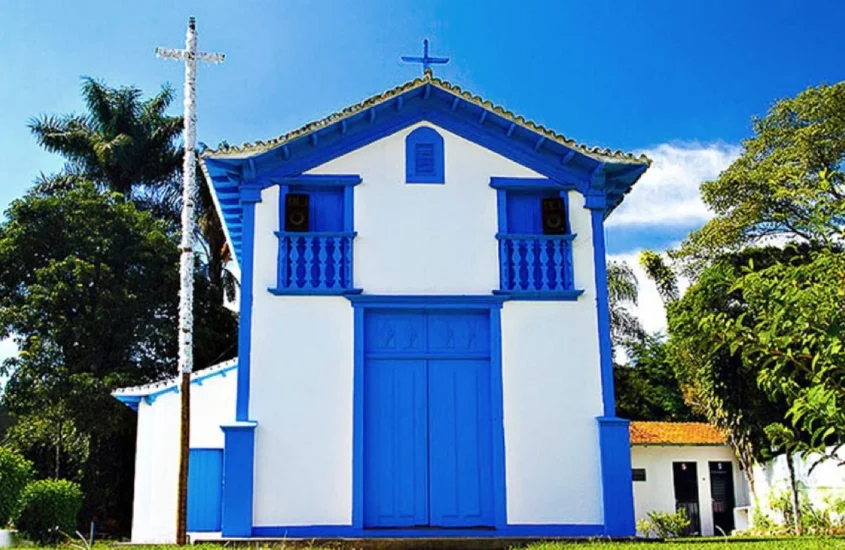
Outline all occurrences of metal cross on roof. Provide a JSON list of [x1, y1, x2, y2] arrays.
[[401, 39, 449, 75]]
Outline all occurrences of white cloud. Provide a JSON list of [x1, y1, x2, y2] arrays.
[[608, 142, 741, 228]]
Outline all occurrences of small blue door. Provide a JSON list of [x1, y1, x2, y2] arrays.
[[187, 448, 223, 532], [362, 309, 495, 529]]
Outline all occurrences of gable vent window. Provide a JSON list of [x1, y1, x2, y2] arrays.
[[406, 126, 444, 184]]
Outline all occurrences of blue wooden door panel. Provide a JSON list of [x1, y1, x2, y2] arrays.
[[428, 359, 494, 527], [427, 312, 490, 355], [365, 311, 425, 354], [187, 449, 223, 532], [363, 359, 428, 527]]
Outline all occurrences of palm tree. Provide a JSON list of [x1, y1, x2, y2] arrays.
[[29, 78, 232, 295], [29, 77, 183, 196], [607, 260, 645, 346]]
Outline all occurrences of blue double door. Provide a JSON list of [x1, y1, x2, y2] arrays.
[[363, 309, 495, 528]]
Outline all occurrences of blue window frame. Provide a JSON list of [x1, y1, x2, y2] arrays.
[[490, 177, 583, 300], [406, 127, 445, 184], [269, 175, 363, 295]]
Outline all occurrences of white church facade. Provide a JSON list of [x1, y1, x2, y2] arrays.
[[114, 70, 650, 542]]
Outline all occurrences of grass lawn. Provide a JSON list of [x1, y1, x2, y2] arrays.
[[12, 539, 845, 550]]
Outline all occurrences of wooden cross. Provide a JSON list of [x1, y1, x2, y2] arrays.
[[401, 39, 449, 74], [156, 17, 224, 546]]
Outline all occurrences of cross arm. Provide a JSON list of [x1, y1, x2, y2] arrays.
[[155, 47, 189, 60], [197, 52, 226, 63]]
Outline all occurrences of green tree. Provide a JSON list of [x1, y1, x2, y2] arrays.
[[29, 78, 182, 197], [715, 247, 845, 464], [0, 182, 236, 532], [607, 260, 644, 348], [672, 82, 845, 275], [643, 247, 816, 532], [614, 334, 700, 421]]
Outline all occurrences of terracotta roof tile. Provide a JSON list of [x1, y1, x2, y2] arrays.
[[630, 421, 727, 446]]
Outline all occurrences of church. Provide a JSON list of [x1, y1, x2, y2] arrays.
[[114, 59, 650, 542]]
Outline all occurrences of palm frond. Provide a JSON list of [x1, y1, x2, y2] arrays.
[[607, 260, 639, 306]]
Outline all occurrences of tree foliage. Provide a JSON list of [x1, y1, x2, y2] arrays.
[[607, 260, 644, 348], [673, 82, 845, 274], [0, 181, 237, 532], [29, 78, 182, 197], [614, 334, 700, 421], [712, 247, 845, 464]]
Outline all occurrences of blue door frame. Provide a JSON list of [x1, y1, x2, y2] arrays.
[[350, 296, 508, 530]]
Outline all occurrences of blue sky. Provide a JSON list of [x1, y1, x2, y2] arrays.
[[0, 0, 844, 350]]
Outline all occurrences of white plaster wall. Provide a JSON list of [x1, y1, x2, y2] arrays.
[[752, 448, 845, 521], [308, 122, 543, 294], [129, 371, 236, 543], [631, 445, 747, 537], [250, 184, 355, 526]]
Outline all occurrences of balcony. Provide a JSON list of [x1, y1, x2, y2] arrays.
[[269, 231, 360, 295], [494, 233, 583, 300]]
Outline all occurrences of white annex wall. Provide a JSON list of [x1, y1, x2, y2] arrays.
[[752, 448, 845, 520], [631, 445, 749, 537], [500, 189, 605, 525], [130, 372, 236, 543], [248, 121, 607, 527]]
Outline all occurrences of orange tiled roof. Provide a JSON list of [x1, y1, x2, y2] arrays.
[[630, 421, 727, 446]]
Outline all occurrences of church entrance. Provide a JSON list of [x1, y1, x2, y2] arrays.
[[362, 308, 495, 528]]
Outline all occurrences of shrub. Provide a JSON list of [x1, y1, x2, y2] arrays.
[[15, 479, 83, 544], [638, 508, 691, 538], [0, 446, 34, 528]]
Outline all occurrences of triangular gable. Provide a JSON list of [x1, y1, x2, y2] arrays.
[[200, 71, 650, 265]]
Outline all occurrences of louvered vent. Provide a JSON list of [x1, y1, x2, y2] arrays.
[[415, 143, 435, 175]]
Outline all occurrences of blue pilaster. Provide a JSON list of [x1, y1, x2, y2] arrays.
[[221, 421, 258, 537], [588, 166, 634, 537], [236, 183, 262, 421], [597, 416, 635, 536]]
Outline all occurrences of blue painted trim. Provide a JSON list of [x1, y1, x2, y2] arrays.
[[350, 297, 507, 531], [495, 233, 577, 241], [405, 126, 445, 184], [491, 290, 584, 301], [115, 395, 141, 411], [249, 524, 606, 538], [274, 231, 357, 238], [203, 89, 648, 265], [351, 306, 365, 529], [221, 422, 257, 537], [268, 287, 363, 296], [496, 189, 508, 234], [114, 363, 239, 409], [347, 295, 506, 308], [489, 308, 508, 529], [489, 177, 576, 191], [344, 185, 354, 234], [236, 185, 262, 422], [597, 416, 635, 537], [270, 174, 362, 187], [588, 203, 615, 417]]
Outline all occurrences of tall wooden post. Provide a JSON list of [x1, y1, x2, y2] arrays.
[[156, 17, 225, 545]]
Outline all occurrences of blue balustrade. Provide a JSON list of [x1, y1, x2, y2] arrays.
[[272, 231, 357, 294], [496, 233, 576, 293]]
